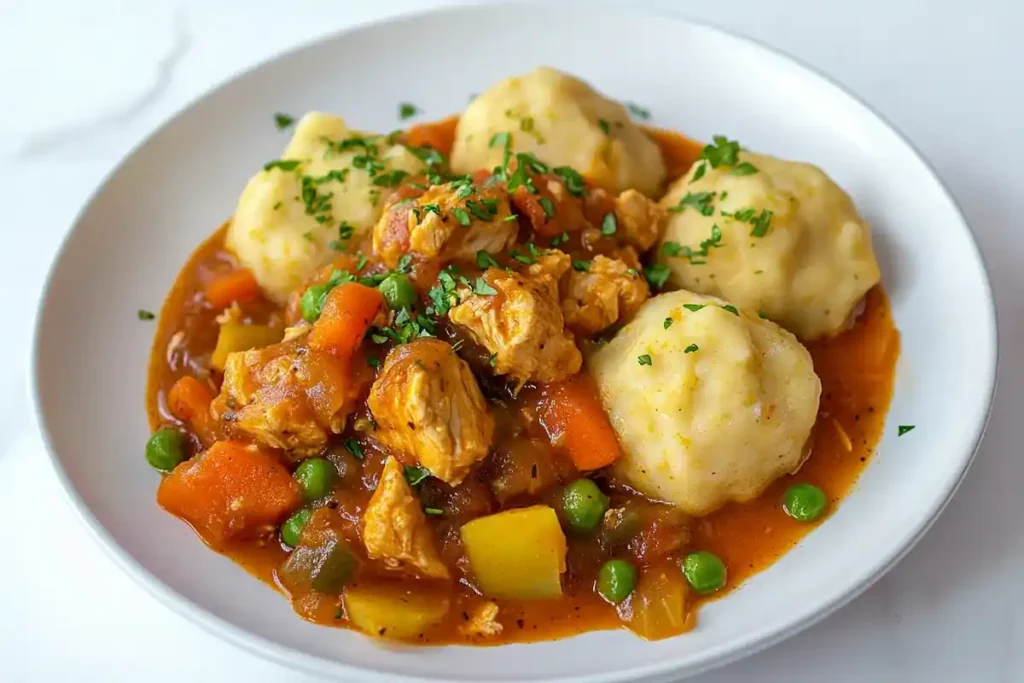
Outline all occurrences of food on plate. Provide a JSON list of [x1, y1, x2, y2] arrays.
[[588, 290, 821, 515], [228, 113, 426, 302], [451, 67, 666, 195], [145, 68, 899, 645], [657, 146, 881, 339]]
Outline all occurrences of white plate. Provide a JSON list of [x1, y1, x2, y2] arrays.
[[29, 3, 997, 682]]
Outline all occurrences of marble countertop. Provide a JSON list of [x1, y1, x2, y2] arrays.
[[2, 0, 1022, 681]]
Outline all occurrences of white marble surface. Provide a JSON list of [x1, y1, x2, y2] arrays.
[[2, 0, 1022, 681]]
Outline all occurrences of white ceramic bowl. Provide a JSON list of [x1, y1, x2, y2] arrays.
[[30, 4, 996, 682]]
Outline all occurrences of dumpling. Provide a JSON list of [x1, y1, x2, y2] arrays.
[[227, 112, 425, 302], [588, 290, 820, 516], [451, 67, 665, 196], [657, 150, 880, 339]]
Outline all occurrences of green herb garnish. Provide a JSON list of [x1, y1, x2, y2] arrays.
[[473, 278, 498, 296], [263, 159, 300, 172], [137, 309, 155, 321], [274, 113, 294, 130], [684, 344, 699, 353], [398, 102, 419, 120], [601, 212, 617, 236], [637, 354, 653, 366], [404, 465, 431, 486], [898, 425, 916, 436]]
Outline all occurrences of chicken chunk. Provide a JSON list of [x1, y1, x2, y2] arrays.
[[449, 268, 582, 385], [373, 182, 517, 269], [212, 338, 353, 456], [362, 457, 450, 579], [613, 188, 666, 252], [525, 249, 571, 281], [367, 338, 494, 485], [562, 255, 650, 336], [459, 601, 503, 637]]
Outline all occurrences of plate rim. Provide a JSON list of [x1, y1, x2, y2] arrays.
[[27, 2, 999, 681]]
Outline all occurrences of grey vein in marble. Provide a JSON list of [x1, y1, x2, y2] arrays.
[[16, 8, 193, 159]]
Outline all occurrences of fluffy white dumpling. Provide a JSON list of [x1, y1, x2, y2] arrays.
[[588, 290, 820, 516], [227, 113, 424, 302], [657, 151, 880, 339], [451, 67, 665, 196]]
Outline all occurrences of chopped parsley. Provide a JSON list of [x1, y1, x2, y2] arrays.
[[274, 113, 294, 130], [730, 161, 759, 176], [669, 191, 716, 216], [488, 353, 498, 367], [404, 465, 431, 486], [626, 102, 651, 119], [473, 278, 497, 296], [451, 207, 472, 226], [730, 207, 757, 222], [302, 231, 314, 241], [684, 344, 699, 353], [343, 439, 364, 459], [367, 356, 381, 369], [683, 303, 706, 312], [396, 254, 413, 273], [748, 209, 774, 238], [720, 304, 739, 316], [663, 317, 673, 329], [700, 135, 741, 168], [137, 309, 155, 320], [550, 232, 569, 247], [643, 263, 672, 289], [372, 169, 410, 188], [601, 212, 617, 236], [476, 250, 500, 269], [637, 354, 653, 366], [466, 199, 497, 221], [598, 119, 611, 135], [263, 159, 300, 172], [272, 201, 282, 211], [660, 224, 724, 265], [553, 166, 586, 196], [424, 506, 444, 516], [572, 260, 593, 272], [691, 163, 707, 183], [539, 197, 556, 219], [898, 425, 916, 436], [511, 250, 536, 265], [398, 102, 419, 120]]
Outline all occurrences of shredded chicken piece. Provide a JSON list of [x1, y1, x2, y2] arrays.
[[449, 268, 582, 385], [362, 457, 451, 579], [614, 189, 666, 252], [459, 602, 503, 637], [211, 339, 351, 455], [373, 183, 516, 268], [562, 255, 650, 335], [368, 338, 494, 485], [525, 249, 571, 281]]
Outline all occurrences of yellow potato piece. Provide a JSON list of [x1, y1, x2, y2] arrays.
[[616, 567, 691, 641], [460, 505, 566, 600], [343, 582, 450, 640], [210, 323, 283, 371]]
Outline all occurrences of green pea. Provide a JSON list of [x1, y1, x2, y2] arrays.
[[300, 283, 330, 322], [294, 458, 336, 501], [281, 508, 312, 548], [145, 428, 187, 472], [378, 272, 417, 310], [783, 483, 828, 522], [596, 559, 637, 604], [562, 478, 610, 534], [682, 551, 727, 594]]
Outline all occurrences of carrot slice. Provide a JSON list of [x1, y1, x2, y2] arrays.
[[167, 375, 219, 447], [157, 441, 301, 548], [205, 269, 259, 309], [308, 282, 384, 358], [403, 115, 458, 156], [539, 374, 622, 471]]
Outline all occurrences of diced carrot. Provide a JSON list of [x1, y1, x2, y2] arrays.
[[402, 115, 459, 156], [308, 282, 384, 358], [205, 269, 260, 309], [167, 375, 220, 447], [539, 374, 622, 471], [157, 441, 301, 548]]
